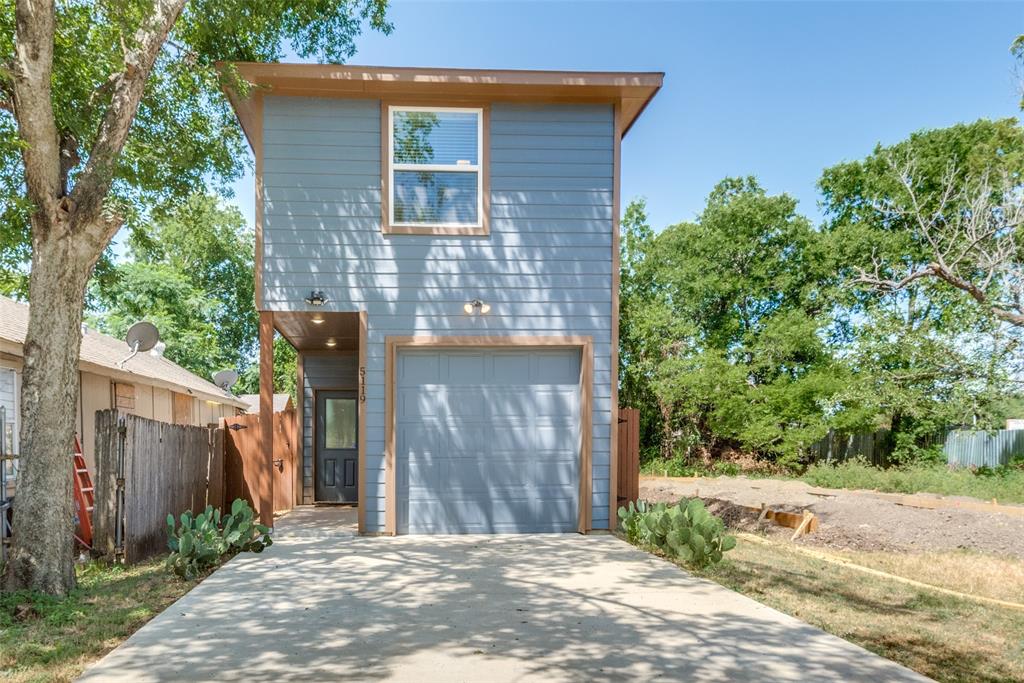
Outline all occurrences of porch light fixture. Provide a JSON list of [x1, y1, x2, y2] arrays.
[[464, 299, 491, 315], [305, 290, 327, 306], [311, 314, 325, 325], [325, 338, 337, 348]]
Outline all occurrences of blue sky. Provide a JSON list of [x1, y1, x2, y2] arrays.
[[224, 0, 1023, 232]]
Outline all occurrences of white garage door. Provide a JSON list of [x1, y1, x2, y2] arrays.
[[396, 348, 581, 534]]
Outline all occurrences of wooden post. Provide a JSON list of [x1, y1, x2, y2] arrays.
[[295, 352, 304, 507], [259, 311, 274, 528], [91, 409, 117, 558]]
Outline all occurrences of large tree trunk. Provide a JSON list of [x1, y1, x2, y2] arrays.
[[3, 223, 93, 595], [3, 0, 187, 595]]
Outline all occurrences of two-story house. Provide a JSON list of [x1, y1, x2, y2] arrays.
[[225, 64, 662, 534]]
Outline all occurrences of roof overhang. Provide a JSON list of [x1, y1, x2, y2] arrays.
[[0, 338, 248, 409], [221, 63, 663, 148], [273, 311, 360, 352]]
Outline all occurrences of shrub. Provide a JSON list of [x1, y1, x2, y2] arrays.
[[618, 498, 736, 569], [165, 499, 272, 578], [800, 460, 1024, 504]]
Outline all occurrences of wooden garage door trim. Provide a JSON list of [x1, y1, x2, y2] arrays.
[[384, 335, 593, 536]]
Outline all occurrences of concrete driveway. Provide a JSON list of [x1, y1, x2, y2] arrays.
[[80, 507, 928, 682]]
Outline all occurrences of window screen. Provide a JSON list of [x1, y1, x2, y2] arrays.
[[389, 107, 482, 227]]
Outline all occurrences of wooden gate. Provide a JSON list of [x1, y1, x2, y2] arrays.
[[617, 407, 640, 508], [223, 409, 297, 518], [93, 410, 224, 562]]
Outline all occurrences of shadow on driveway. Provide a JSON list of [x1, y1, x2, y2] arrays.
[[79, 508, 928, 682]]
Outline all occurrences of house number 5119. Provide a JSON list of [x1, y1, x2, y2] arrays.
[[359, 366, 366, 403]]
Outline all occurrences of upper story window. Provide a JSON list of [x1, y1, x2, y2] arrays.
[[384, 105, 489, 235]]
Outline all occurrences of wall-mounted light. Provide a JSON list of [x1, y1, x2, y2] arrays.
[[311, 314, 325, 325], [305, 290, 327, 306], [463, 299, 491, 315], [325, 338, 337, 348]]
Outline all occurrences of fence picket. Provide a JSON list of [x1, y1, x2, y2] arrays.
[[93, 410, 225, 563]]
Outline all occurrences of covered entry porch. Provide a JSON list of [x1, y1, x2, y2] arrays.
[[257, 309, 366, 530]]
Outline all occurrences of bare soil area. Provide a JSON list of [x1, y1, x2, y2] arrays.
[[640, 476, 1024, 560]]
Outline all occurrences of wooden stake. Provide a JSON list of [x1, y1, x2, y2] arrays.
[[790, 510, 815, 541], [758, 503, 769, 523]]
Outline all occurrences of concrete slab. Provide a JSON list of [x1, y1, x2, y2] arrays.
[[79, 508, 929, 682], [271, 505, 358, 537]]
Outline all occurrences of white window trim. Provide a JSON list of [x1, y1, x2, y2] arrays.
[[388, 105, 484, 230], [0, 364, 18, 480]]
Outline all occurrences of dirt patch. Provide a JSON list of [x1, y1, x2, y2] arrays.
[[641, 476, 1024, 560]]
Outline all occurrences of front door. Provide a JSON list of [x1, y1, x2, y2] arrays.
[[315, 390, 358, 503]]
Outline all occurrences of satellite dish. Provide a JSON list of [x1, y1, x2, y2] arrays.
[[119, 321, 160, 367], [126, 321, 160, 353], [213, 369, 239, 391]]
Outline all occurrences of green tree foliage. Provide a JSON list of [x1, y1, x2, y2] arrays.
[[90, 261, 228, 380], [2, 0, 391, 595], [618, 199, 661, 458], [89, 194, 297, 396], [0, 0, 392, 293], [621, 179, 854, 467], [623, 122, 1024, 469], [819, 119, 1024, 459], [127, 194, 257, 361], [235, 335, 298, 400]]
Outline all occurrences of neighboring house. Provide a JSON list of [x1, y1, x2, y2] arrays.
[[0, 295, 248, 478], [224, 64, 662, 534], [239, 393, 293, 414]]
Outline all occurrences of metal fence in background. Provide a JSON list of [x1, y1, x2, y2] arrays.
[[942, 429, 1024, 468], [806, 426, 1024, 469]]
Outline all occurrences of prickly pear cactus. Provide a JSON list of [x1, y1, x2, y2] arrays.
[[165, 499, 274, 578], [618, 497, 736, 569]]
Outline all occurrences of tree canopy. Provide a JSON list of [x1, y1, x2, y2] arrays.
[[0, 0, 391, 294], [622, 119, 1024, 469], [1, 0, 391, 595], [621, 179, 850, 466], [86, 193, 275, 388]]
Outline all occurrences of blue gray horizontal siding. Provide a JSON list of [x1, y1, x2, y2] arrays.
[[263, 96, 614, 531]]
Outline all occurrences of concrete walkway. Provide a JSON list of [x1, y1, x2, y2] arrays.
[[80, 507, 928, 682]]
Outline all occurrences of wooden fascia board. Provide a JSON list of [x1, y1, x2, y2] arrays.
[[219, 62, 663, 143]]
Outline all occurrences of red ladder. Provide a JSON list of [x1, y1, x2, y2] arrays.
[[72, 435, 94, 549]]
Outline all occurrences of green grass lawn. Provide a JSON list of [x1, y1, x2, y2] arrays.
[[642, 457, 1024, 504], [1, 560, 200, 682], [695, 537, 1024, 683]]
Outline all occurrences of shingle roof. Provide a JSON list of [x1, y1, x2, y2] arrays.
[[238, 394, 292, 414], [0, 294, 248, 408]]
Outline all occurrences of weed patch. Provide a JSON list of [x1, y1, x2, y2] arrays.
[[1, 561, 199, 682]]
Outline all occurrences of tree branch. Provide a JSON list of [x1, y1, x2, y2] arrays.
[[69, 0, 189, 243], [859, 154, 1024, 327], [928, 263, 1024, 326], [11, 0, 61, 223], [58, 131, 79, 196]]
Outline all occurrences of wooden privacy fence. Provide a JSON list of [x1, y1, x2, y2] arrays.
[[93, 410, 223, 563], [805, 429, 894, 467], [617, 407, 640, 508], [222, 409, 297, 521]]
